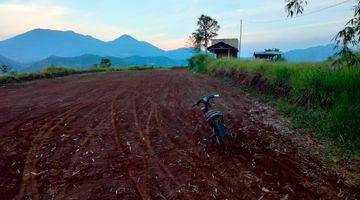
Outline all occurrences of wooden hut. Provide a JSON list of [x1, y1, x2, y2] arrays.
[[208, 39, 239, 59], [254, 50, 283, 60]]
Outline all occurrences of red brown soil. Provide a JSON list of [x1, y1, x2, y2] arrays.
[[0, 70, 358, 200]]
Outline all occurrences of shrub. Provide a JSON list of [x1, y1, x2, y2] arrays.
[[188, 54, 214, 73]]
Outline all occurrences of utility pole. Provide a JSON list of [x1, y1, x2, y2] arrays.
[[239, 19, 243, 59]]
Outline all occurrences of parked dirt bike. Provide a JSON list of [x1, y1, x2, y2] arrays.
[[193, 94, 231, 154]]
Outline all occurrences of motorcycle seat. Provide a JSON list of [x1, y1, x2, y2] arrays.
[[205, 110, 223, 122]]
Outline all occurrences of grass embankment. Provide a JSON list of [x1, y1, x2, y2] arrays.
[[189, 55, 360, 156], [0, 66, 174, 84]]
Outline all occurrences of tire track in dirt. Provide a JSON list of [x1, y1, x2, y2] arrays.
[[15, 104, 91, 200], [14, 110, 70, 200], [111, 90, 151, 200], [112, 77, 193, 199], [50, 102, 100, 162], [53, 101, 112, 199], [56, 84, 134, 199], [0, 111, 35, 129], [145, 86, 198, 198], [133, 97, 193, 200], [0, 109, 65, 199], [131, 95, 178, 199]]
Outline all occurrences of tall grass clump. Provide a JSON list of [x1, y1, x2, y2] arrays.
[[189, 55, 360, 155]]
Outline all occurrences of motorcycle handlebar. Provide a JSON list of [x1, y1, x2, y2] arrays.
[[193, 94, 220, 107]]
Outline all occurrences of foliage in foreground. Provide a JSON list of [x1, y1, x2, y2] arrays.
[[0, 66, 164, 84], [189, 55, 360, 155], [286, 0, 360, 67]]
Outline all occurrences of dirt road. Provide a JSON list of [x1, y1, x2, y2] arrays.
[[0, 70, 358, 199]]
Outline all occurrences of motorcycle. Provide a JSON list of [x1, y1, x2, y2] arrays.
[[193, 94, 231, 154]]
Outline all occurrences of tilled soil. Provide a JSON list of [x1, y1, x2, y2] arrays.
[[0, 70, 358, 200]]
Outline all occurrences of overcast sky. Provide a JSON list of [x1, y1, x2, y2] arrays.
[[0, 0, 355, 56]]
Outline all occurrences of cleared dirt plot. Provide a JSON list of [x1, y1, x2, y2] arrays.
[[0, 70, 358, 199]]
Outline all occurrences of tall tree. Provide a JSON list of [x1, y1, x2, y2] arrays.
[[285, 0, 360, 65], [191, 15, 220, 52]]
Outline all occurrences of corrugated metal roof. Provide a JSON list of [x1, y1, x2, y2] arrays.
[[211, 38, 239, 50], [254, 51, 283, 55]]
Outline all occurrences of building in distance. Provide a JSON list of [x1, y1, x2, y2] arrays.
[[208, 39, 239, 59]]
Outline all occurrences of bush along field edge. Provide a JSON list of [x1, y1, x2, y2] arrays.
[[0, 66, 187, 84], [189, 54, 360, 158]]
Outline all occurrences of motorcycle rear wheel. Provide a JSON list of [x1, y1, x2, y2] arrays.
[[213, 129, 231, 155], [211, 118, 232, 155], [222, 136, 231, 155]]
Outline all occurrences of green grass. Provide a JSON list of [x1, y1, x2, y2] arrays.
[[189, 54, 360, 156], [0, 66, 172, 84]]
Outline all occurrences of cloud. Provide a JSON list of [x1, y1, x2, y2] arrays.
[[0, 0, 132, 42], [0, 0, 70, 39]]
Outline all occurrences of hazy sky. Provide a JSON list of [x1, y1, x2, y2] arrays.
[[0, 0, 355, 56]]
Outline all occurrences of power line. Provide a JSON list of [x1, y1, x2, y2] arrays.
[[243, 0, 352, 24]]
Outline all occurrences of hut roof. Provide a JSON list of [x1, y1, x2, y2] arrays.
[[208, 42, 238, 52], [211, 38, 239, 50], [254, 51, 283, 55]]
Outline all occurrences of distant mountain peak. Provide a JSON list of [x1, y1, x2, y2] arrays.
[[23, 28, 94, 38], [112, 34, 138, 43], [12, 28, 51, 37], [30, 28, 51, 32], [120, 34, 133, 38], [27, 28, 70, 34]]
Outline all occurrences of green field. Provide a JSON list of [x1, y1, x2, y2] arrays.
[[189, 55, 360, 156]]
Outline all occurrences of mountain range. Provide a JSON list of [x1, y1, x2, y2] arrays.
[[0, 29, 340, 72], [284, 44, 338, 62], [0, 29, 193, 63]]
